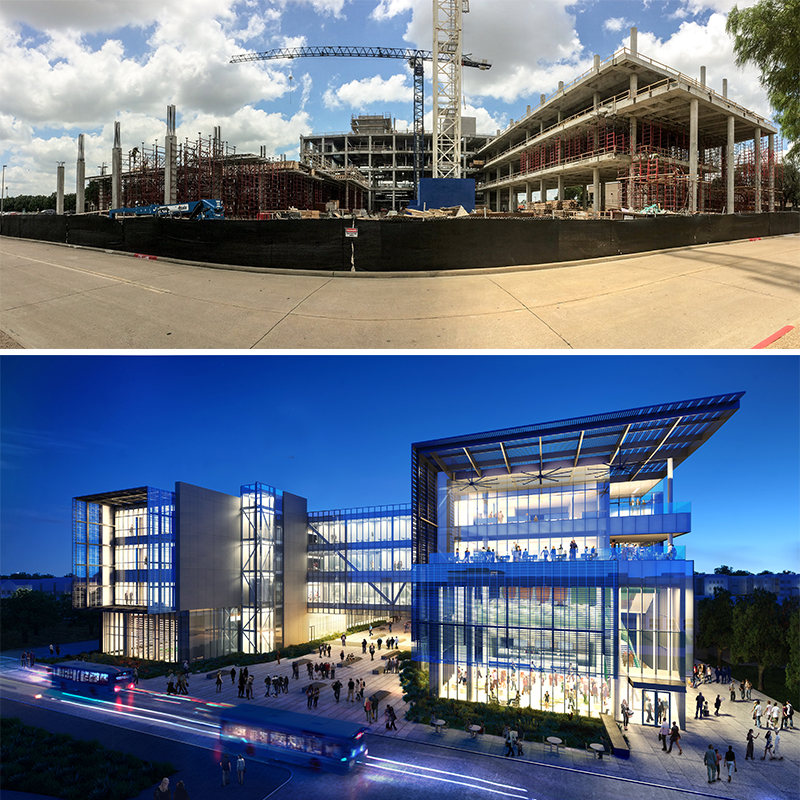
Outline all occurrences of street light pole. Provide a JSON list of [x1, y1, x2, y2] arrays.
[[1, 165, 7, 235]]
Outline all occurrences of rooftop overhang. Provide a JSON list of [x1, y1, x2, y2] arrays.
[[74, 487, 152, 508], [412, 392, 744, 491]]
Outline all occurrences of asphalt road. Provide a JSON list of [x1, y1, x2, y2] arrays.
[[1, 234, 798, 349]]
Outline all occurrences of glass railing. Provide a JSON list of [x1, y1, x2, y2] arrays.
[[428, 543, 685, 565]]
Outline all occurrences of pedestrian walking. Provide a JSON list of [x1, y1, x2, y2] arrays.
[[49, 644, 54, 657], [216, 671, 223, 693], [220, 754, 231, 786], [292, 662, 299, 680], [276, 649, 281, 665], [760, 729, 773, 759], [771, 730, 782, 760], [55, 643, 60, 656], [659, 719, 670, 750], [153, 777, 171, 799], [724, 746, 736, 782], [364, 697, 372, 723], [745, 679, 752, 700], [306, 686, 314, 709], [332, 679, 342, 702], [668, 722, 682, 754], [703, 744, 717, 783], [745, 729, 758, 759], [341, 634, 347, 648], [369, 644, 376, 661], [377, 637, 382, 650], [173, 780, 190, 800], [133, 666, 139, 686], [729, 682, 736, 702], [714, 748, 722, 781], [265, 675, 271, 697], [237, 755, 246, 784], [371, 696, 379, 722], [504, 726, 517, 757], [362, 639, 368, 654], [230, 667, 236, 684], [771, 702, 781, 729], [695, 692, 705, 719], [739, 681, 746, 700], [313, 686, 319, 708], [386, 704, 398, 731], [714, 695, 722, 716], [753, 700, 762, 727]]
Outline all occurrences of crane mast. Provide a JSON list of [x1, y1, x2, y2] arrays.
[[433, 0, 468, 179]]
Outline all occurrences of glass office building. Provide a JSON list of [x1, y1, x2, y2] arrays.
[[72, 392, 742, 728], [411, 392, 743, 728]]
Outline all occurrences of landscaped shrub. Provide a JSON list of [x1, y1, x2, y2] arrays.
[[0, 717, 174, 800]]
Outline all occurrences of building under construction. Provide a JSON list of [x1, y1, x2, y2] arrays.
[[476, 27, 781, 215], [81, 28, 783, 219]]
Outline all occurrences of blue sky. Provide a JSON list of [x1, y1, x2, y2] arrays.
[[0, 0, 777, 197], [1, 354, 798, 577]]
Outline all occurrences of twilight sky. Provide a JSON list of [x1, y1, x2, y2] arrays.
[[0, 0, 777, 198], [1, 354, 798, 577]]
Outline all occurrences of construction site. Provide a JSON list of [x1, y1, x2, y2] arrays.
[[4, 9, 797, 272]]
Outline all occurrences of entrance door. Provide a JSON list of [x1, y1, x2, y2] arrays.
[[654, 691, 671, 726]]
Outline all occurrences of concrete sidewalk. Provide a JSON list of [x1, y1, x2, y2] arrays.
[[2, 234, 797, 349]]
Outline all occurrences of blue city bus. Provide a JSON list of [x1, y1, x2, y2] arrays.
[[219, 705, 368, 773], [49, 661, 136, 696]]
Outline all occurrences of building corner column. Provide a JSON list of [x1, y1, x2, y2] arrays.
[[689, 99, 698, 213], [726, 115, 735, 214]]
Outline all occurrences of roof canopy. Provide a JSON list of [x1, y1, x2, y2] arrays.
[[75, 487, 151, 507], [413, 392, 743, 488]]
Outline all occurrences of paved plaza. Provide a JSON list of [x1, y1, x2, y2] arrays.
[[3, 627, 798, 799], [1, 234, 798, 349]]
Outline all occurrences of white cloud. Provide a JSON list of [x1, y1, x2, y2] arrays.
[[631, 13, 773, 120], [323, 72, 412, 110], [370, 0, 414, 21], [603, 17, 630, 33]]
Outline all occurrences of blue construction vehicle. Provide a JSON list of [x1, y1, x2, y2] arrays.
[[109, 199, 224, 220]]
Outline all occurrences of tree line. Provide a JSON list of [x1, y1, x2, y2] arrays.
[[697, 583, 799, 696], [1, 588, 100, 644]]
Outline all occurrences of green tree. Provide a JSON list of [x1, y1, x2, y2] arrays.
[[697, 588, 734, 666], [714, 565, 733, 575], [779, 150, 800, 209], [1, 589, 60, 642], [731, 588, 785, 691], [727, 0, 800, 156], [786, 607, 800, 698]]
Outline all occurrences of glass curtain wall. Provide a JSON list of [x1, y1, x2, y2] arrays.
[[103, 610, 177, 661], [114, 506, 149, 606], [307, 505, 412, 616], [72, 499, 109, 608], [415, 560, 618, 719], [241, 483, 283, 654], [146, 488, 176, 614]]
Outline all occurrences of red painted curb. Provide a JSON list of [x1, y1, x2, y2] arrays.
[[749, 237, 762, 241], [134, 253, 157, 260], [752, 325, 794, 349]]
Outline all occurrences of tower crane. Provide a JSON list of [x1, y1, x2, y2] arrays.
[[230, 45, 490, 193]]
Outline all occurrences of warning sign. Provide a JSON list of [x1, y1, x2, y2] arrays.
[[345, 227, 358, 238]]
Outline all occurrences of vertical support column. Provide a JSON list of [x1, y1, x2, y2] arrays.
[[111, 121, 121, 211], [592, 167, 600, 215], [495, 188, 501, 212], [629, 116, 637, 207], [689, 99, 698, 213], [630, 72, 638, 99], [164, 105, 177, 205], [726, 115, 735, 214], [700, 66, 706, 88], [666, 457, 674, 546], [630, 27, 638, 55], [539, 179, 545, 202], [754, 127, 762, 213], [76, 133, 85, 214], [768, 133, 775, 212], [525, 181, 532, 209], [56, 163, 65, 215], [557, 174, 564, 202]]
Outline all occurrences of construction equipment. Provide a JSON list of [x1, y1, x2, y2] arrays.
[[109, 199, 224, 220], [230, 46, 490, 193]]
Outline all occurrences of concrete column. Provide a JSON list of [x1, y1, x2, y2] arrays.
[[600, 181, 605, 211], [558, 80, 564, 94], [722, 78, 728, 99], [768, 133, 775, 211], [689, 99, 698, 213], [557, 110, 562, 124], [592, 167, 600, 214], [540, 93, 546, 105], [726, 115, 735, 214], [700, 66, 706, 87], [525, 181, 532, 206], [111, 121, 121, 211], [495, 189, 501, 212], [56, 163, 65, 215], [630, 72, 638, 99], [594, 54, 600, 72], [557, 174, 564, 202], [76, 133, 85, 214], [630, 27, 638, 55], [164, 105, 177, 205], [593, 91, 600, 110], [629, 117, 637, 197], [540, 121, 544, 135], [754, 127, 762, 213], [509, 184, 514, 212], [539, 179, 545, 202]]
